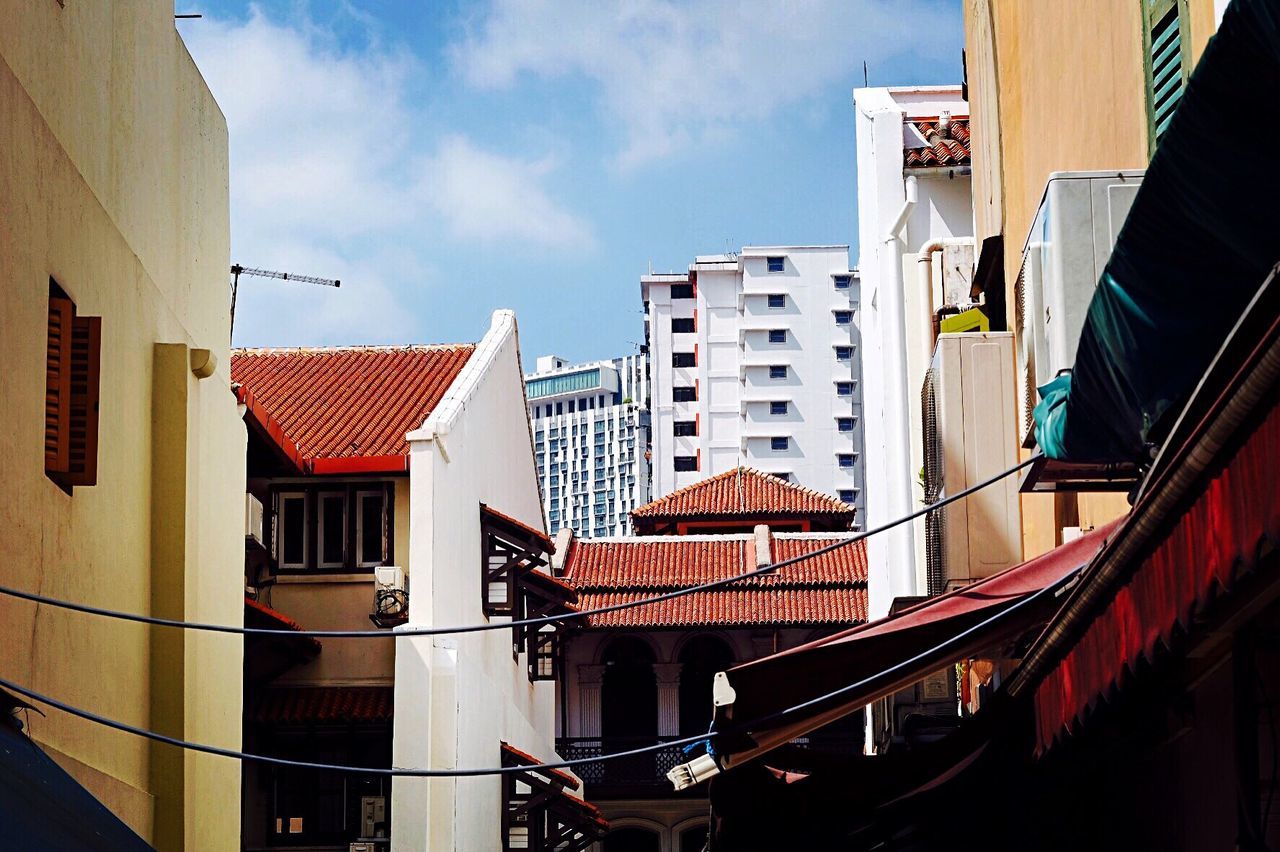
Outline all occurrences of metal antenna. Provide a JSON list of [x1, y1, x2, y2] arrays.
[[230, 264, 341, 342]]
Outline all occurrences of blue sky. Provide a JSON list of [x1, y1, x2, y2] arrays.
[[178, 1, 962, 363]]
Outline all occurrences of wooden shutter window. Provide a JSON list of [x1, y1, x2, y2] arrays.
[[45, 295, 101, 489], [64, 315, 101, 486], [45, 296, 73, 474]]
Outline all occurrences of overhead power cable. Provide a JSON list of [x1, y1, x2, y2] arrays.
[[0, 457, 1037, 639], [0, 557, 1079, 778]]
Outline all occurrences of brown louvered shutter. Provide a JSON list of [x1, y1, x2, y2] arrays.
[[45, 297, 74, 474], [62, 315, 102, 486]]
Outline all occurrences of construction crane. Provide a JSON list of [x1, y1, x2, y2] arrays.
[[229, 264, 341, 340]]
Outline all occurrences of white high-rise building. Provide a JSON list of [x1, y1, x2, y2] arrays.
[[641, 246, 865, 519], [526, 354, 651, 536]]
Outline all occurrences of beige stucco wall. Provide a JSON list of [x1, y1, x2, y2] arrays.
[[965, 0, 1217, 316], [963, 0, 1218, 558], [0, 1, 242, 849]]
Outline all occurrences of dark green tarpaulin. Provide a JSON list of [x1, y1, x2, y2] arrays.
[[1034, 0, 1280, 461]]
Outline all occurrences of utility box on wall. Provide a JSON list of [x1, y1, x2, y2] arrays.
[[1017, 170, 1144, 440], [922, 332, 1021, 595]]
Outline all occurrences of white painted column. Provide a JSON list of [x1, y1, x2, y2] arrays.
[[654, 663, 683, 737], [578, 664, 605, 738]]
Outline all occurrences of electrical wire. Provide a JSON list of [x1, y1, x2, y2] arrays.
[[0, 561, 1076, 778], [0, 457, 1037, 639]]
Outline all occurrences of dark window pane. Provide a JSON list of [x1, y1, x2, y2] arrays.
[[321, 495, 345, 565], [361, 494, 384, 564], [672, 352, 696, 368], [767, 293, 785, 308], [671, 317, 695, 333], [673, 386, 697, 402], [670, 283, 694, 299], [281, 497, 305, 566], [673, 420, 697, 437], [674, 456, 698, 472], [766, 256, 785, 273]]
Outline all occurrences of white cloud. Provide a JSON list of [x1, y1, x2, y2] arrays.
[[451, 0, 959, 169], [179, 5, 592, 344], [420, 135, 594, 248]]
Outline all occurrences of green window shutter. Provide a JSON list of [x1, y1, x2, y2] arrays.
[[1143, 0, 1191, 149]]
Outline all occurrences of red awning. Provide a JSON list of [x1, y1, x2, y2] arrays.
[[1033, 401, 1280, 752], [706, 522, 1120, 771]]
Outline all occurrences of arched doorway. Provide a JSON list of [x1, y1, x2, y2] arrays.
[[678, 635, 734, 736], [601, 637, 658, 741], [602, 826, 661, 852]]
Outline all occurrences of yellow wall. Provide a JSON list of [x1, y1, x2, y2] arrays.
[[963, 0, 1217, 557], [0, 1, 242, 848]]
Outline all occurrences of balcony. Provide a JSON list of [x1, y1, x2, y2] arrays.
[[555, 737, 690, 797]]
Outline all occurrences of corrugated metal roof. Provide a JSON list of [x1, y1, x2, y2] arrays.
[[231, 344, 474, 472], [630, 467, 855, 521]]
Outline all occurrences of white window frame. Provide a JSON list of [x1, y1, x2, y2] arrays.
[[767, 293, 786, 309], [276, 491, 310, 570], [316, 490, 348, 569], [766, 256, 785, 273], [355, 489, 386, 568], [771, 436, 790, 452], [768, 329, 787, 345]]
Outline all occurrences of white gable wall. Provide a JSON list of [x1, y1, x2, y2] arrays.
[[392, 310, 559, 851]]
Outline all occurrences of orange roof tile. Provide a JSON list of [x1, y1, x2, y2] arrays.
[[904, 117, 971, 169], [500, 742, 580, 791], [481, 503, 555, 552], [231, 344, 474, 473], [630, 467, 854, 521], [562, 534, 867, 628], [249, 686, 393, 725]]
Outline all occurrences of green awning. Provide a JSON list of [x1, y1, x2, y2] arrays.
[[1034, 0, 1280, 461]]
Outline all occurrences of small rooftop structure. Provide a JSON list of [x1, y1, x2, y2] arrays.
[[630, 467, 857, 534]]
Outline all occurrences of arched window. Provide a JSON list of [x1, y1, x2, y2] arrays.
[[601, 638, 657, 741], [680, 823, 710, 852], [678, 635, 734, 736], [602, 826, 661, 852]]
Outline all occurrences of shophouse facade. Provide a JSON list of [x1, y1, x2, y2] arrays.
[[554, 468, 868, 851], [234, 311, 604, 851], [0, 2, 244, 847]]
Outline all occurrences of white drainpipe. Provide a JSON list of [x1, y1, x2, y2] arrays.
[[916, 237, 975, 349]]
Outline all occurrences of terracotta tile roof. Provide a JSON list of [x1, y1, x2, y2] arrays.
[[248, 686, 393, 726], [562, 534, 867, 628], [481, 503, 555, 552], [244, 596, 307, 632], [630, 467, 855, 521], [904, 117, 971, 169], [231, 344, 475, 474], [500, 742, 580, 791]]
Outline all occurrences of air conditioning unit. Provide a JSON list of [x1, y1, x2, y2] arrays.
[[245, 493, 264, 549], [921, 333, 1021, 595], [372, 566, 408, 625], [1016, 170, 1144, 443]]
